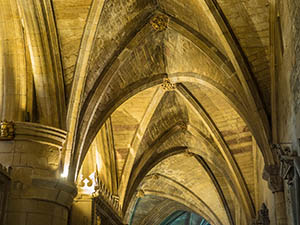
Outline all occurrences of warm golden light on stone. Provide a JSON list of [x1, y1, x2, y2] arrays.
[[150, 15, 168, 31], [161, 78, 176, 91], [0, 0, 298, 224], [0, 121, 14, 140]]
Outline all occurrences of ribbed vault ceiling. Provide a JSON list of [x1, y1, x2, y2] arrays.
[[59, 0, 273, 224]]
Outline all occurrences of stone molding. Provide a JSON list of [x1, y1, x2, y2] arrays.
[[14, 122, 67, 149]]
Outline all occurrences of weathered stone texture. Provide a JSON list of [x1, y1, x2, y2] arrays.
[[111, 87, 158, 180], [277, 1, 300, 224], [185, 83, 255, 199], [0, 123, 76, 225], [146, 154, 230, 225], [2, 0, 299, 224], [165, 29, 236, 94], [84, 0, 156, 102], [6, 199, 68, 225], [135, 92, 189, 162], [278, 0, 300, 148], [158, 0, 227, 56], [53, 0, 93, 99], [216, 0, 271, 113], [0, 0, 27, 121]]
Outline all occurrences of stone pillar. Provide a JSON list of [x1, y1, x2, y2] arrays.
[[0, 163, 10, 224], [70, 196, 94, 225], [293, 174, 300, 224], [0, 121, 76, 225], [273, 191, 288, 225], [263, 165, 288, 225]]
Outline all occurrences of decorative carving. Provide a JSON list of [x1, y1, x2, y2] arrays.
[[263, 165, 283, 192], [272, 144, 300, 185], [184, 149, 195, 157], [150, 15, 168, 31], [136, 189, 145, 198], [151, 173, 159, 180], [91, 179, 122, 215], [253, 203, 270, 225], [78, 170, 122, 214], [94, 197, 123, 225], [78, 172, 98, 194], [161, 78, 176, 91], [0, 120, 14, 140]]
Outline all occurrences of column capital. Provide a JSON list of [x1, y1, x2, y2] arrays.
[[150, 14, 168, 32], [263, 165, 284, 192], [271, 144, 300, 185], [14, 122, 67, 148]]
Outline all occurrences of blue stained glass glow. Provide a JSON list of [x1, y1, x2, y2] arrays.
[[159, 211, 211, 225]]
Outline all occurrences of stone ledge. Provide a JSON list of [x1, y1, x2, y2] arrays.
[[13, 122, 67, 149]]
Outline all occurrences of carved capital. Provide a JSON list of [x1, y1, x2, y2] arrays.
[[0, 120, 14, 140], [272, 144, 299, 185], [161, 78, 176, 91], [150, 15, 168, 31], [263, 165, 283, 192]]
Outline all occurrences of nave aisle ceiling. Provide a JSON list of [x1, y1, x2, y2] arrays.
[[0, 0, 273, 223], [70, 0, 273, 224]]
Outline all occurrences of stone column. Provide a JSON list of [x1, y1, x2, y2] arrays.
[[71, 196, 94, 225], [0, 121, 76, 225], [263, 165, 288, 225]]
